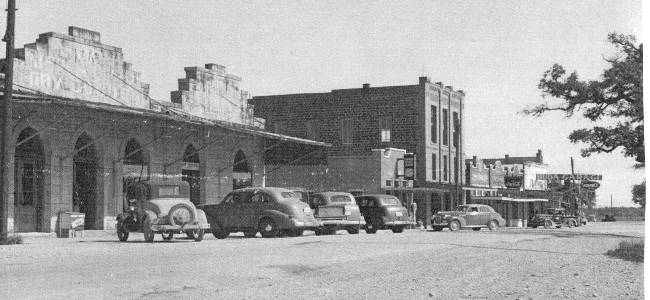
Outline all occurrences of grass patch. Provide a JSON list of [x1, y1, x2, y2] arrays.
[[606, 239, 644, 263], [0, 232, 23, 245]]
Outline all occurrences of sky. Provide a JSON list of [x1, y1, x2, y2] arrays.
[[1, 0, 644, 207]]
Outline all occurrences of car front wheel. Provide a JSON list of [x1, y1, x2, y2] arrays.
[[259, 219, 279, 238], [391, 226, 404, 233], [347, 227, 360, 234], [543, 220, 553, 229], [448, 220, 461, 231], [211, 222, 230, 239], [365, 224, 378, 234]]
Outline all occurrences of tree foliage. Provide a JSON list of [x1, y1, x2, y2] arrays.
[[523, 33, 643, 163], [631, 180, 645, 209]]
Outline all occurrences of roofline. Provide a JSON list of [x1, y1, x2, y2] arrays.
[[6, 92, 331, 148]]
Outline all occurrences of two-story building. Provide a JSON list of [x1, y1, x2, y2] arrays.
[[249, 77, 466, 226]]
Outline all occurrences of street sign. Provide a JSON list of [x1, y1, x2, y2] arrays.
[[536, 174, 602, 181], [581, 181, 600, 189], [504, 177, 523, 189]]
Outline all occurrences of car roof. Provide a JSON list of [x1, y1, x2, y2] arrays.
[[356, 194, 398, 199], [232, 187, 294, 195]]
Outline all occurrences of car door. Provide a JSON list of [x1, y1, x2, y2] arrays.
[[479, 206, 491, 225], [464, 206, 481, 226], [249, 191, 271, 228], [218, 192, 241, 228], [235, 191, 257, 229]]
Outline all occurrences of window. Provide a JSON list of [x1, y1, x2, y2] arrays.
[[341, 119, 353, 144], [443, 155, 448, 181], [385, 179, 393, 187], [331, 195, 352, 203], [431, 153, 437, 181], [430, 105, 437, 143], [443, 109, 449, 146], [453, 112, 459, 148], [379, 117, 391, 142]]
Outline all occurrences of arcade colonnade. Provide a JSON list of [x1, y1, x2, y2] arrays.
[[6, 98, 266, 232]]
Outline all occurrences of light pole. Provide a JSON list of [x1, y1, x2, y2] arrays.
[[0, 0, 16, 234]]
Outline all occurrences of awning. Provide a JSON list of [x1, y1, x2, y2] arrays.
[[475, 196, 548, 202]]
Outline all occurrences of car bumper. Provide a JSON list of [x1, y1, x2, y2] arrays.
[[383, 220, 415, 226], [291, 220, 322, 229], [320, 220, 366, 226]]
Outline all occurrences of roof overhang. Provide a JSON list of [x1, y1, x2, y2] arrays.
[[475, 196, 548, 202], [8, 92, 331, 148]]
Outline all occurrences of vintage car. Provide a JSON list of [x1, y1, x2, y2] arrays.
[[602, 214, 617, 222], [529, 207, 580, 229], [309, 192, 365, 235], [355, 195, 413, 233], [431, 204, 505, 231], [198, 187, 321, 238], [116, 180, 210, 242]]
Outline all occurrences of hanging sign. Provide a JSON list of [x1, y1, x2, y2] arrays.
[[504, 177, 523, 189], [404, 153, 416, 181]]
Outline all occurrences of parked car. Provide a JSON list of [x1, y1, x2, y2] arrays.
[[431, 204, 505, 232], [529, 207, 581, 229], [602, 214, 617, 222], [309, 192, 365, 235], [354, 195, 413, 233], [116, 180, 210, 242], [198, 187, 321, 238]]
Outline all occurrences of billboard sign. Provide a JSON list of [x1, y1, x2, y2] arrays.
[[536, 174, 602, 181], [404, 153, 416, 181], [581, 181, 601, 190], [504, 177, 523, 189]]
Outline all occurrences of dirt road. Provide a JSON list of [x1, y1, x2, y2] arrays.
[[1, 222, 644, 300]]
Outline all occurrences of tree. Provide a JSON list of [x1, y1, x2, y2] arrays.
[[523, 33, 643, 164], [631, 180, 645, 209]]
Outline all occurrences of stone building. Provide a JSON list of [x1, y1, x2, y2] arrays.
[[464, 150, 552, 227], [0, 27, 327, 233], [249, 77, 466, 226]]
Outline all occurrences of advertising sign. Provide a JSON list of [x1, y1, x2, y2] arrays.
[[581, 181, 601, 190], [404, 153, 416, 181], [504, 177, 523, 189], [536, 174, 602, 181]]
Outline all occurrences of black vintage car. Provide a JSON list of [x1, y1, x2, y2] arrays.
[[354, 195, 413, 233]]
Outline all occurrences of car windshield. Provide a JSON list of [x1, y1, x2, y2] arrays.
[[455, 205, 469, 212], [380, 197, 400, 205], [331, 195, 353, 203]]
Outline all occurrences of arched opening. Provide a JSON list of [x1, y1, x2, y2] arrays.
[[232, 150, 252, 190], [122, 138, 148, 210], [181, 144, 200, 205], [73, 133, 98, 229], [14, 127, 45, 232]]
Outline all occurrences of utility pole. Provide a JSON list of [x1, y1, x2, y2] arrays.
[[0, 0, 16, 234]]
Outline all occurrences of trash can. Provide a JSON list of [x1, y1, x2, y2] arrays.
[[57, 212, 85, 238]]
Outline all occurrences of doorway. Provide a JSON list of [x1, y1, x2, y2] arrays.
[[73, 133, 97, 229], [181, 144, 201, 206], [14, 128, 45, 232]]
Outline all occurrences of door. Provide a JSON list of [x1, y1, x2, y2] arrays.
[[479, 206, 491, 225], [14, 162, 41, 232], [464, 206, 481, 226]]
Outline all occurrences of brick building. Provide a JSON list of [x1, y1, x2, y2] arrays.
[[0, 27, 327, 233], [249, 77, 466, 226], [464, 150, 553, 227]]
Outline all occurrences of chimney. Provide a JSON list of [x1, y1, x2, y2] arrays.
[[419, 77, 429, 85], [537, 149, 543, 163], [435, 82, 444, 87], [505, 154, 509, 160], [362, 83, 370, 89]]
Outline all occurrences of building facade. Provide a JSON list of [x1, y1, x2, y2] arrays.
[[250, 77, 466, 226], [464, 150, 551, 227], [0, 27, 326, 233]]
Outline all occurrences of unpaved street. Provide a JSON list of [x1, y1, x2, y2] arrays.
[[1, 222, 644, 300]]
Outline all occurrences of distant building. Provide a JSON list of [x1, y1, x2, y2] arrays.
[[464, 150, 554, 227], [250, 77, 466, 226]]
